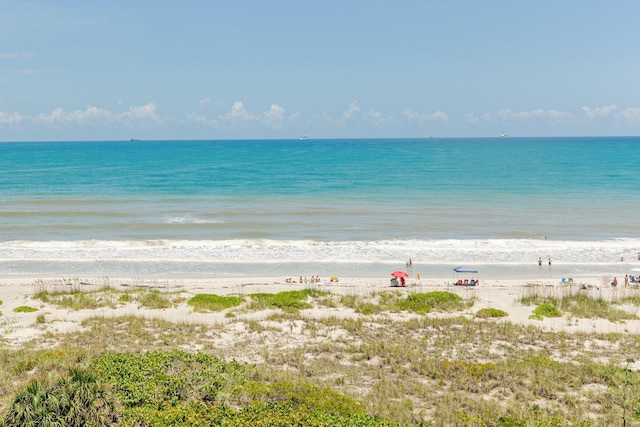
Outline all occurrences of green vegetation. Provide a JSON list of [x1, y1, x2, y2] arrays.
[[2, 282, 640, 425], [187, 294, 244, 312], [530, 303, 563, 320], [395, 291, 467, 314], [476, 307, 508, 318], [521, 291, 636, 322], [32, 285, 184, 311], [3, 368, 119, 426], [12, 306, 37, 313], [1, 350, 397, 426], [247, 290, 314, 313], [135, 290, 173, 309]]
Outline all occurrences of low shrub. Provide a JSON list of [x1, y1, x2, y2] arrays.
[[476, 307, 508, 318], [136, 290, 172, 309], [395, 291, 465, 314], [188, 294, 244, 312], [2, 368, 120, 427], [248, 290, 312, 313], [13, 306, 38, 313], [530, 303, 562, 320]]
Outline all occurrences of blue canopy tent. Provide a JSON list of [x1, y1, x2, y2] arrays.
[[453, 266, 479, 286]]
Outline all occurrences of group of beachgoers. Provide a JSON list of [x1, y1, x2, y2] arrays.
[[611, 275, 640, 288], [538, 257, 552, 266], [390, 276, 407, 287], [285, 276, 321, 284]]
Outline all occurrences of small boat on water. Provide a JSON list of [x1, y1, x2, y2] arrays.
[[299, 134, 309, 140], [500, 132, 507, 138]]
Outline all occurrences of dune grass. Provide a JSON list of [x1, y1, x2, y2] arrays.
[[246, 289, 315, 313], [2, 282, 640, 425], [521, 288, 637, 322], [12, 306, 38, 313], [187, 294, 244, 312], [476, 307, 508, 318]]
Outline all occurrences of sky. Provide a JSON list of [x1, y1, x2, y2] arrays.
[[1, 0, 640, 141]]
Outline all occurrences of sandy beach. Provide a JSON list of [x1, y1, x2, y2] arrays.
[[3, 273, 640, 425], [3, 274, 640, 350]]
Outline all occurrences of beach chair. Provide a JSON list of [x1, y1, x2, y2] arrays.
[[456, 279, 463, 286], [469, 279, 475, 286], [330, 276, 339, 282], [463, 279, 469, 285]]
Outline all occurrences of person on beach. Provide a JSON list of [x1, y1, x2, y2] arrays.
[[538, 257, 542, 266], [400, 276, 406, 287], [548, 258, 552, 266], [612, 277, 618, 287], [625, 275, 629, 287]]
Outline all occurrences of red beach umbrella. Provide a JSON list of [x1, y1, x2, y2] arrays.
[[390, 271, 409, 278]]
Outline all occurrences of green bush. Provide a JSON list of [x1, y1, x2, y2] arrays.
[[120, 401, 400, 427], [248, 290, 312, 313], [91, 349, 246, 407], [188, 294, 244, 312], [476, 308, 508, 318], [395, 291, 465, 314], [2, 368, 120, 427], [13, 306, 38, 313], [136, 290, 172, 309], [530, 303, 563, 320]]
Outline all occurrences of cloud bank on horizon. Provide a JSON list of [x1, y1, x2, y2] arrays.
[[1, 1, 640, 140], [1, 101, 639, 140]]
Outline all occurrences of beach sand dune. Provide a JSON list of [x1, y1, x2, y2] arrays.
[[2, 275, 640, 349]]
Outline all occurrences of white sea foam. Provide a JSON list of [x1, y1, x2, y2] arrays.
[[164, 215, 224, 224], [2, 238, 639, 279], [2, 238, 639, 266]]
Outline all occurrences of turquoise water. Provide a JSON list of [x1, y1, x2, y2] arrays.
[[1, 137, 640, 278]]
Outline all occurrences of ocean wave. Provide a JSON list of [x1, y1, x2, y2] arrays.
[[163, 215, 224, 224], [1, 238, 639, 265]]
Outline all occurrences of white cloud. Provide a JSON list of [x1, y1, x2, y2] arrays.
[[121, 103, 161, 122], [37, 106, 107, 124], [223, 101, 253, 121], [581, 105, 617, 118], [262, 104, 286, 123], [33, 103, 161, 127], [343, 101, 360, 121], [620, 107, 640, 122], [363, 110, 384, 126], [199, 97, 212, 106], [184, 102, 296, 129], [477, 108, 573, 122], [0, 111, 26, 124], [402, 109, 448, 123]]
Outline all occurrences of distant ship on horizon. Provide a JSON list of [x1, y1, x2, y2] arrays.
[[500, 132, 507, 138], [299, 134, 309, 140]]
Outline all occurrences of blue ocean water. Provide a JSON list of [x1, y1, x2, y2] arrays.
[[1, 137, 640, 279]]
